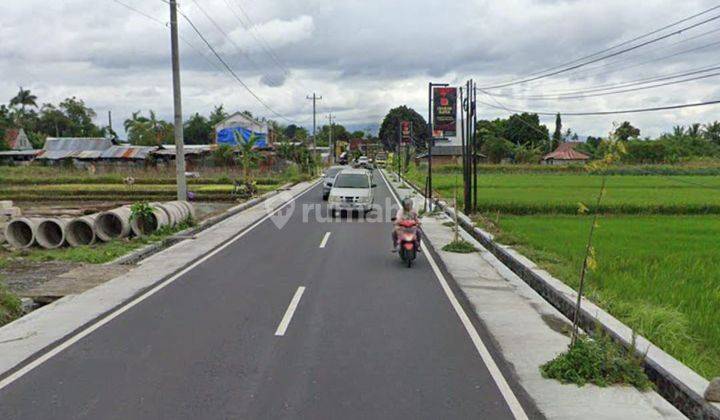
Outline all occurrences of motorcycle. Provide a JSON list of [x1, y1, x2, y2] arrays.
[[395, 218, 419, 267]]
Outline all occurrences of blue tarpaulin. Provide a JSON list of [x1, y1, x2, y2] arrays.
[[217, 127, 267, 147]]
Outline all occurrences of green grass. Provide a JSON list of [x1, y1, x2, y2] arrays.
[[442, 239, 478, 253], [406, 165, 720, 214], [0, 283, 22, 326], [541, 334, 652, 390], [488, 214, 720, 379]]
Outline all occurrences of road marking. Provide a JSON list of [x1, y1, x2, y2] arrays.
[[378, 170, 529, 420], [319, 231, 331, 248], [0, 180, 321, 392], [274, 287, 306, 336]]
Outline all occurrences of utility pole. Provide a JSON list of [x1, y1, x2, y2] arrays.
[[107, 110, 112, 131], [306, 93, 322, 154], [169, 0, 187, 201], [327, 113, 335, 164]]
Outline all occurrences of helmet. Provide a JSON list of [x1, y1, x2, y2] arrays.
[[402, 198, 413, 211]]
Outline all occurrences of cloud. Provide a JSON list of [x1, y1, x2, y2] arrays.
[[1, 0, 719, 138]]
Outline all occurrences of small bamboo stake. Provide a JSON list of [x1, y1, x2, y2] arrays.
[[571, 175, 607, 346]]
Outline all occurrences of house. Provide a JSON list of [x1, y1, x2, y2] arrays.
[[36, 137, 116, 165], [0, 128, 39, 164], [416, 145, 485, 165], [542, 142, 590, 165], [214, 112, 270, 148]]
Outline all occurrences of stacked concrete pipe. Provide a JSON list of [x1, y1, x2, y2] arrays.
[[66, 214, 98, 247], [4, 217, 41, 249], [156, 201, 192, 227], [95, 206, 133, 242], [36, 218, 71, 249], [130, 204, 170, 237]]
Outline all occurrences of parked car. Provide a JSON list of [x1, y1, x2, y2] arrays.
[[322, 165, 344, 200], [327, 168, 376, 217]]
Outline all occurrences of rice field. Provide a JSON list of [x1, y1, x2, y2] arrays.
[[406, 163, 720, 379]]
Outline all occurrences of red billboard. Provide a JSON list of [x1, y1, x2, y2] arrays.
[[433, 87, 457, 137]]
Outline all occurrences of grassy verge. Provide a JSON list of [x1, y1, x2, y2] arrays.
[[478, 214, 720, 379], [0, 283, 22, 327], [441, 239, 478, 253]]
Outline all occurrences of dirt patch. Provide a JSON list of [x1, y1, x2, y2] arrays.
[[0, 258, 81, 295]]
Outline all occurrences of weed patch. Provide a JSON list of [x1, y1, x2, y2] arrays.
[[442, 240, 477, 254]]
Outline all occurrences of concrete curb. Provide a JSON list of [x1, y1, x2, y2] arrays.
[[392, 171, 719, 420], [108, 183, 295, 266]]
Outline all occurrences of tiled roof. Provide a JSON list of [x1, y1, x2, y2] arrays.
[[543, 142, 590, 161]]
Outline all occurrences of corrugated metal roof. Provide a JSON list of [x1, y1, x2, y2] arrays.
[[44, 137, 114, 152], [543, 142, 590, 161], [152, 145, 213, 156], [0, 150, 39, 157], [100, 145, 155, 159]]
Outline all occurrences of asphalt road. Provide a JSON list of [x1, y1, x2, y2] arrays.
[[0, 171, 530, 419]]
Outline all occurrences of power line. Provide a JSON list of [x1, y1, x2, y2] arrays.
[[477, 88, 720, 116], [190, 0, 286, 87], [487, 4, 720, 85], [485, 64, 720, 101], [176, 7, 297, 123], [479, 11, 720, 90], [512, 61, 720, 99], [514, 27, 720, 93]]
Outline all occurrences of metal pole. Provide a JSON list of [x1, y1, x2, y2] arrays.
[[472, 81, 478, 212], [328, 113, 334, 164], [427, 83, 433, 212], [169, 0, 187, 201]]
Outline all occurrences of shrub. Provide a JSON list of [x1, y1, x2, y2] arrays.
[[0, 284, 22, 326], [442, 239, 477, 253], [540, 334, 652, 390]]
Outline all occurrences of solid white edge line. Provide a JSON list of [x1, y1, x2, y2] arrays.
[[378, 170, 529, 420], [0, 180, 321, 392], [274, 286, 306, 336], [319, 231, 331, 248]]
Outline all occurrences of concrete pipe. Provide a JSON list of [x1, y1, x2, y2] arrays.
[[66, 214, 98, 247], [177, 201, 196, 220], [130, 205, 170, 236], [156, 202, 188, 227], [95, 206, 132, 242], [36, 218, 70, 249], [4, 217, 40, 249]]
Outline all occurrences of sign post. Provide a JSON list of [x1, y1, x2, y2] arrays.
[[427, 83, 452, 212]]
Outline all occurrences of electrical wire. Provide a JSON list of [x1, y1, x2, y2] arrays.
[[486, 4, 720, 85], [476, 88, 720, 116], [484, 64, 720, 101], [479, 11, 720, 90]]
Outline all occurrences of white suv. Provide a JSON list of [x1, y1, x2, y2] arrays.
[[328, 168, 376, 217]]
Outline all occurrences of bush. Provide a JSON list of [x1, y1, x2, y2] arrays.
[[541, 334, 652, 390], [0, 284, 22, 326], [442, 239, 477, 253]]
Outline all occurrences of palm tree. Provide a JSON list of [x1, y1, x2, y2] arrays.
[[702, 121, 720, 145], [672, 125, 685, 137], [9, 87, 38, 112], [234, 131, 260, 181], [687, 123, 702, 138]]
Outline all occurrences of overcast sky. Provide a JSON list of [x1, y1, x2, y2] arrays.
[[2, 0, 720, 138]]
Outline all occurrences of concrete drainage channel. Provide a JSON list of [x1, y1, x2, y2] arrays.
[[387, 171, 719, 420]]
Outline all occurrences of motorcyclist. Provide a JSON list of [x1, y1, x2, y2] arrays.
[[392, 198, 421, 252]]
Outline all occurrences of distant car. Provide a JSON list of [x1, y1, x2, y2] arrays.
[[328, 168, 376, 217], [322, 166, 344, 200], [356, 156, 369, 168]]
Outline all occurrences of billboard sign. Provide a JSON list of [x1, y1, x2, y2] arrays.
[[401, 120, 411, 144], [433, 87, 457, 137]]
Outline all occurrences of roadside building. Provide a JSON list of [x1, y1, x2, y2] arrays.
[[0, 128, 38, 165], [150, 144, 214, 170], [35, 137, 116, 167], [214, 112, 271, 148], [542, 142, 590, 165]]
